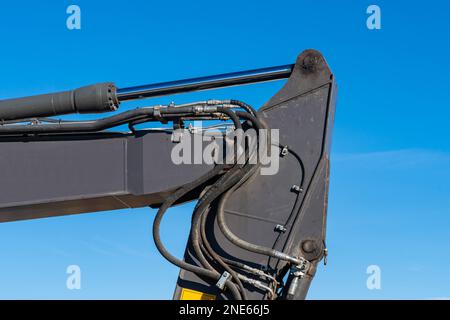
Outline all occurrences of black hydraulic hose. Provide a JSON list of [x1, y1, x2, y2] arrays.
[[190, 167, 248, 279], [267, 145, 306, 268], [192, 160, 265, 296], [216, 164, 305, 265], [198, 207, 248, 300], [190, 110, 263, 299], [213, 114, 307, 266], [189, 111, 257, 270], [193, 110, 263, 250], [215, 107, 241, 129], [0, 108, 154, 134], [234, 112, 262, 129], [229, 100, 258, 118], [152, 165, 242, 300], [200, 209, 274, 280], [0, 104, 223, 135], [186, 109, 243, 278], [196, 110, 263, 258], [211, 109, 310, 265], [0, 102, 253, 135], [153, 107, 245, 300], [198, 194, 278, 298]]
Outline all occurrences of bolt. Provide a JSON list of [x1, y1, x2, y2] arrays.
[[280, 146, 289, 157], [302, 54, 321, 73], [301, 240, 316, 254], [291, 185, 303, 193], [275, 224, 287, 233]]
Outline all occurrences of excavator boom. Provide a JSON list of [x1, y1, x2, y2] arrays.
[[0, 49, 336, 300]]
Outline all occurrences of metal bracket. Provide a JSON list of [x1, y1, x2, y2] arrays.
[[275, 224, 287, 233], [280, 146, 289, 157], [153, 106, 168, 124], [292, 260, 309, 278], [216, 271, 231, 290], [291, 185, 303, 193]]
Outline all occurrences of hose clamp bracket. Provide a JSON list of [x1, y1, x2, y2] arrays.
[[216, 271, 231, 290]]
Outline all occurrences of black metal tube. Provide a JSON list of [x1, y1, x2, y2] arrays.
[[117, 64, 294, 101], [0, 83, 118, 121]]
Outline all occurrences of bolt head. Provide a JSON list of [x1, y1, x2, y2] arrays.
[[301, 240, 316, 253], [302, 54, 322, 72]]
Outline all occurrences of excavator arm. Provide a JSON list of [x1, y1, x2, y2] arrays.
[[0, 49, 336, 300]]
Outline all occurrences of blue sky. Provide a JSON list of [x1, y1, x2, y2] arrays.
[[0, 1, 449, 299]]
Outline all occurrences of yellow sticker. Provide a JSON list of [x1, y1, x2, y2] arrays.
[[180, 288, 216, 300]]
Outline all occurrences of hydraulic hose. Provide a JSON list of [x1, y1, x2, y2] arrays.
[[191, 110, 264, 299], [213, 113, 307, 266], [186, 109, 243, 286], [152, 164, 242, 300], [198, 207, 248, 299], [152, 107, 244, 299], [267, 144, 306, 268], [216, 165, 306, 266], [0, 108, 154, 134], [228, 100, 258, 117]]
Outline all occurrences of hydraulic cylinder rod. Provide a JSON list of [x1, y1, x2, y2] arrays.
[[116, 64, 294, 101]]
